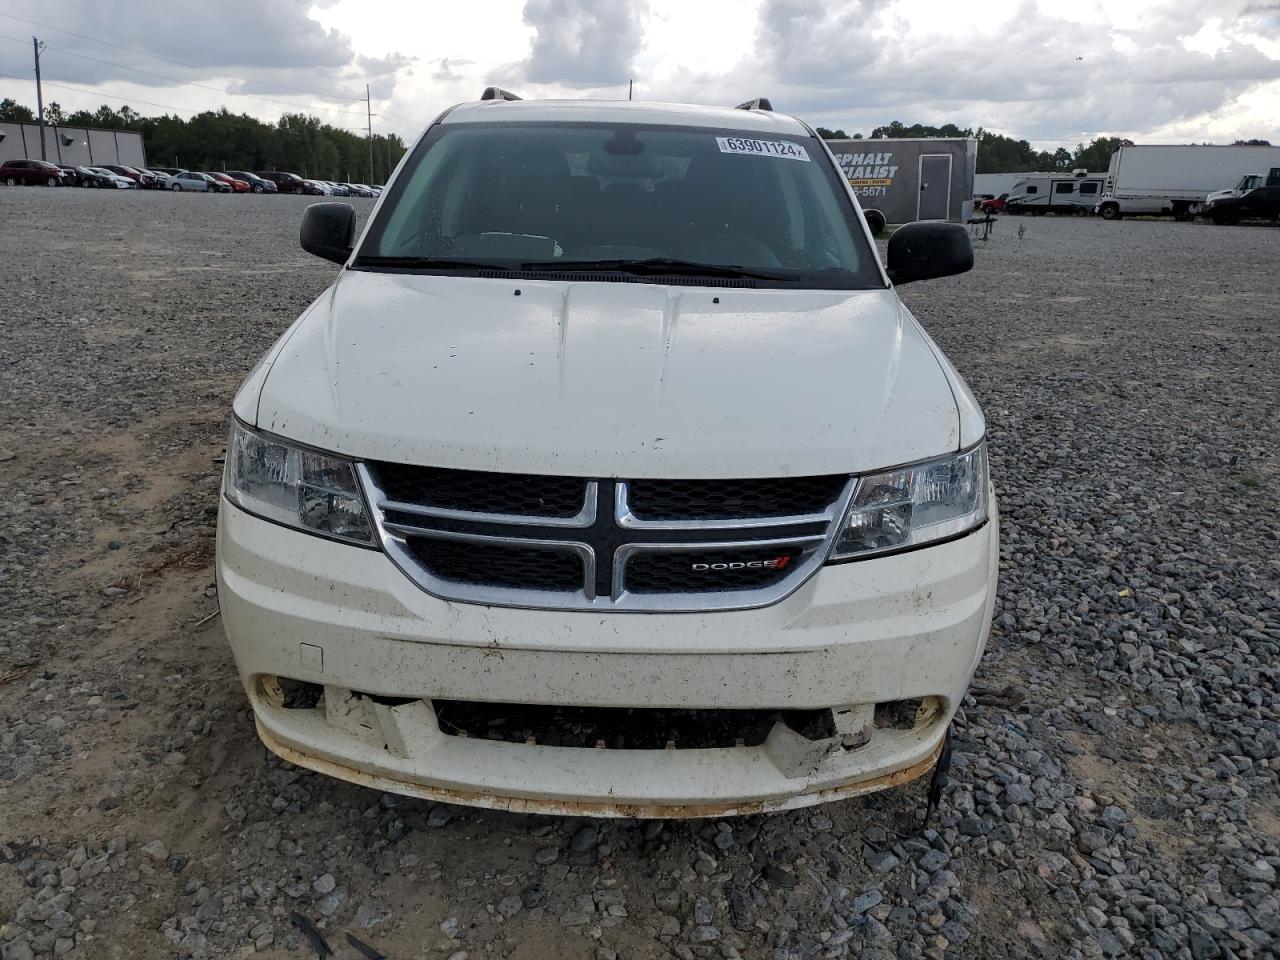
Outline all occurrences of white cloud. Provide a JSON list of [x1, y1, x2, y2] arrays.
[[1, 0, 1276, 148]]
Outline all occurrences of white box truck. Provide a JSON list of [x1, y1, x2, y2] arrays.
[[1095, 144, 1280, 220]]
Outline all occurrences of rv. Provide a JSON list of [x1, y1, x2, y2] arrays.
[[1096, 145, 1280, 220], [1004, 170, 1105, 215]]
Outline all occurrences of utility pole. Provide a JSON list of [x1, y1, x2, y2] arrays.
[[33, 37, 47, 160], [628, 78, 633, 101], [366, 84, 374, 185]]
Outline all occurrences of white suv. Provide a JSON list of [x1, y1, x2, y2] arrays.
[[216, 90, 997, 817]]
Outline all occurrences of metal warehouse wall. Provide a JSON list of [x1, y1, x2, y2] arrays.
[[825, 138, 977, 224], [0, 123, 146, 167]]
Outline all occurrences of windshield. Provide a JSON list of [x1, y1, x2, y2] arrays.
[[357, 121, 882, 288]]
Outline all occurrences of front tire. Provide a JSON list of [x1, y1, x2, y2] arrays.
[[252, 183, 263, 193], [4, 176, 15, 186], [1099, 203, 1120, 220], [47, 176, 59, 187], [171, 183, 182, 191]]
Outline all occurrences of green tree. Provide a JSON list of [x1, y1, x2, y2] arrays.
[[1071, 137, 1129, 173], [0, 98, 35, 122], [815, 126, 849, 139], [44, 101, 65, 124]]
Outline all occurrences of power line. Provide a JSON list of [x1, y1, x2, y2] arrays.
[[44, 43, 369, 118], [0, 24, 419, 135], [0, 67, 200, 115], [0, 31, 371, 121], [0, 11, 368, 103]]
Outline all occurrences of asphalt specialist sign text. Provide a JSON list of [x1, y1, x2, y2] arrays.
[[832, 151, 900, 197]]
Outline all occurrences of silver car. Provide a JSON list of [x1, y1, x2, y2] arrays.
[[165, 171, 217, 192]]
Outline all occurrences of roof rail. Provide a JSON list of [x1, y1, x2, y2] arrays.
[[480, 87, 522, 102], [735, 98, 774, 112]]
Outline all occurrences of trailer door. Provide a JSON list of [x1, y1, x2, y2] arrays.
[[918, 154, 952, 220], [1077, 179, 1101, 209]]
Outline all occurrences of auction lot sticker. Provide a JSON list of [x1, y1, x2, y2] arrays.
[[716, 137, 810, 162]]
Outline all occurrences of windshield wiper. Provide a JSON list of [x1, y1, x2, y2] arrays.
[[520, 258, 796, 282], [352, 255, 511, 271]]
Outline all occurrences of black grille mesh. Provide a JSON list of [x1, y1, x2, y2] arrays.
[[375, 463, 586, 518], [433, 700, 779, 748], [627, 476, 845, 521], [407, 538, 583, 592], [625, 548, 803, 594]]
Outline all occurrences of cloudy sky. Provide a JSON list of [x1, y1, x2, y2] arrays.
[[1, 0, 1277, 149]]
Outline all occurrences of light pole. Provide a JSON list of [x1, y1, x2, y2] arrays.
[[33, 37, 47, 160]]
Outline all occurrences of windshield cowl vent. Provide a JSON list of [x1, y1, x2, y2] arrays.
[[476, 270, 757, 287]]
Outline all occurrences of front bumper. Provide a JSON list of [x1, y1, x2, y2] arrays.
[[216, 495, 998, 816]]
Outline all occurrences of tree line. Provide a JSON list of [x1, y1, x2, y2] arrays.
[[815, 121, 1271, 173], [3, 97, 1269, 179], [814, 121, 1130, 174], [0, 98, 407, 184]]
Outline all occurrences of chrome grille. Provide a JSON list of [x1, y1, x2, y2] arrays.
[[359, 464, 855, 613]]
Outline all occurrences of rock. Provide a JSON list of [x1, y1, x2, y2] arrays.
[[569, 827, 598, 853], [918, 849, 950, 873], [313, 873, 336, 894], [141, 840, 168, 862], [498, 895, 522, 918], [317, 890, 345, 917], [690, 925, 720, 942], [850, 890, 884, 914], [864, 848, 900, 874], [355, 900, 386, 929]]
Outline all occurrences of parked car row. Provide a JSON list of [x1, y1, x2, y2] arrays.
[[255, 170, 382, 197], [0, 159, 382, 198]]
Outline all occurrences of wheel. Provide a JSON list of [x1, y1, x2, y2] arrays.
[[5, 176, 17, 186], [47, 176, 59, 187], [1099, 203, 1120, 220], [1213, 210, 1240, 225], [171, 183, 182, 191], [252, 183, 263, 193]]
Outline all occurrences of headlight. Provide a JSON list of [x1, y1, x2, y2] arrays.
[[829, 443, 988, 561], [225, 421, 374, 546]]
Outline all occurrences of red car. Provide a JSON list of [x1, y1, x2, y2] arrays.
[[256, 170, 307, 193], [1, 159, 64, 186], [979, 193, 1008, 214], [102, 164, 160, 189], [208, 172, 250, 193]]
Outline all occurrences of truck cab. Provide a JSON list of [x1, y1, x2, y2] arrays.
[[1206, 174, 1263, 206]]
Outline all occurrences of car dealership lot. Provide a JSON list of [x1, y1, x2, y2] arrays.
[[0, 191, 1276, 959]]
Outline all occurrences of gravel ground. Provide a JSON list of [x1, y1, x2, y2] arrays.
[[0, 189, 1277, 960]]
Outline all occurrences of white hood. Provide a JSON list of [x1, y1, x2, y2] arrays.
[[247, 271, 963, 478]]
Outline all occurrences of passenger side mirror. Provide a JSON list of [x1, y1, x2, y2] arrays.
[[885, 222, 973, 285], [300, 202, 356, 265]]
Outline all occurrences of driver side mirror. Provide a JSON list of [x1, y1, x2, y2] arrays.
[[886, 222, 973, 285], [300, 202, 356, 265]]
